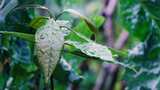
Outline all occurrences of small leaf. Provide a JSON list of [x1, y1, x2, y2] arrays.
[[29, 16, 49, 29], [59, 9, 99, 36]]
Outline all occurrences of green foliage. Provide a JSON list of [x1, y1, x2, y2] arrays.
[[119, 0, 160, 89], [118, 0, 150, 41], [1, 0, 160, 89], [141, 0, 160, 20], [65, 40, 113, 61], [0, 2, 115, 89]]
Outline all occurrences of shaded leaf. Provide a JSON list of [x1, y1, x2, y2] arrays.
[[125, 29, 160, 89], [53, 57, 82, 84], [11, 4, 53, 18], [11, 63, 37, 82], [141, 0, 160, 20], [118, 0, 150, 41]]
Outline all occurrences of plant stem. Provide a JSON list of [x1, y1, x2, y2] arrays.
[[51, 75, 54, 90]]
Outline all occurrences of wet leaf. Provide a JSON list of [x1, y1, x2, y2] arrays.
[[65, 40, 113, 62], [35, 19, 70, 83], [65, 40, 136, 71]]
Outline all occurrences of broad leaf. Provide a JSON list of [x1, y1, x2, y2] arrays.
[[118, 0, 150, 41], [65, 40, 113, 61], [125, 29, 160, 89], [35, 19, 70, 83], [141, 0, 160, 20]]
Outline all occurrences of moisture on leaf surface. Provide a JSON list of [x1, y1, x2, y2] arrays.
[[35, 18, 70, 83]]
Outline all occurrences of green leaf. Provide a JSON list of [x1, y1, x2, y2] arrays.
[[91, 15, 105, 28], [66, 16, 104, 42], [118, 0, 150, 41], [141, 0, 160, 20], [141, 0, 160, 28], [65, 40, 114, 61], [35, 19, 65, 83], [0, 31, 35, 42], [65, 29, 136, 71], [58, 9, 99, 37], [124, 58, 160, 90], [11, 63, 37, 82], [67, 29, 128, 58], [66, 20, 94, 42], [125, 29, 160, 89], [29, 16, 49, 29], [65, 40, 136, 72], [53, 57, 82, 84], [5, 7, 35, 34]]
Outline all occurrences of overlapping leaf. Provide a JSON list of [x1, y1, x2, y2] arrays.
[[65, 40, 113, 61], [119, 1, 160, 89], [118, 0, 151, 41]]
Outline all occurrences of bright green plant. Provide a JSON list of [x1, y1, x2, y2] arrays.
[[1, 0, 159, 90], [0, 3, 127, 89]]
